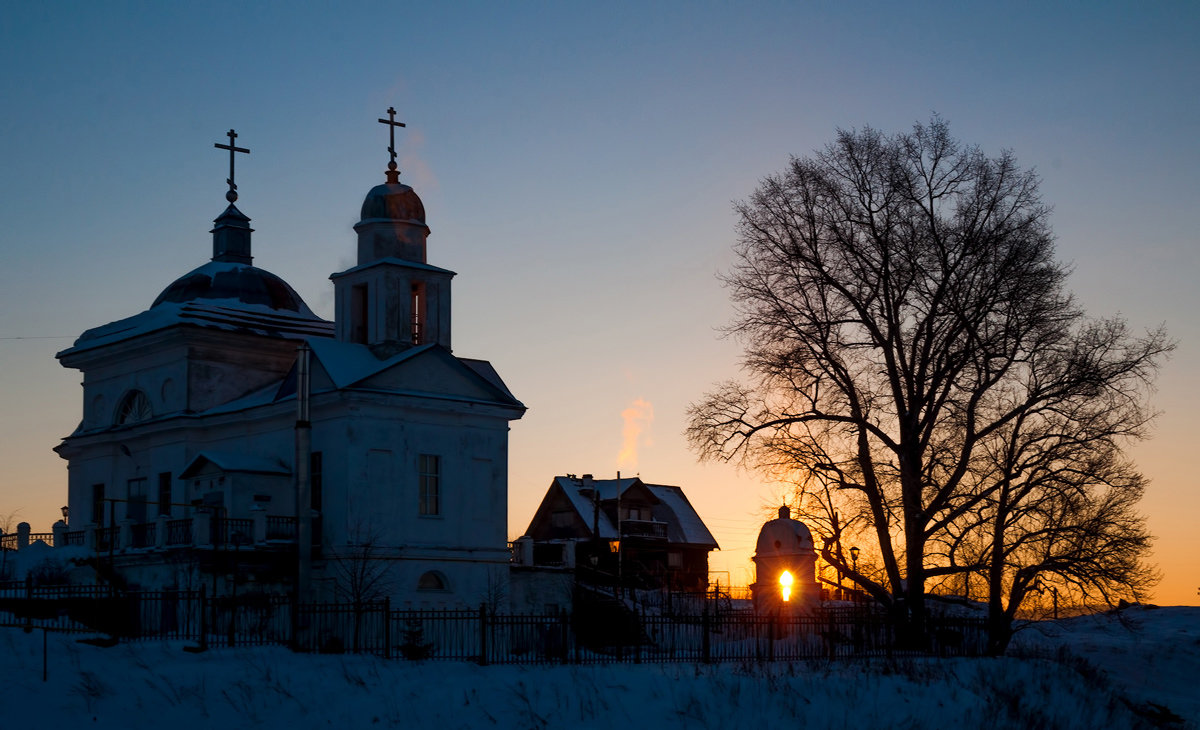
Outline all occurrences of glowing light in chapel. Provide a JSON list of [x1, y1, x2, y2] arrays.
[[779, 570, 794, 602]]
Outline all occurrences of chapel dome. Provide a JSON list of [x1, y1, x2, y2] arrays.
[[360, 182, 426, 223], [754, 506, 815, 557], [151, 260, 317, 316]]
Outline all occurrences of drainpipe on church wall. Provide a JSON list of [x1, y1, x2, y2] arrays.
[[295, 343, 313, 609]]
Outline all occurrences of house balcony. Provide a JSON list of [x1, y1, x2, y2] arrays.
[[620, 520, 668, 540]]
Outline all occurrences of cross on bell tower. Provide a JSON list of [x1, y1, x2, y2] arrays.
[[377, 107, 406, 184], [211, 129, 254, 264], [214, 129, 250, 203]]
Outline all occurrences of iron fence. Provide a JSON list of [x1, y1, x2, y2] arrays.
[[0, 587, 989, 662]]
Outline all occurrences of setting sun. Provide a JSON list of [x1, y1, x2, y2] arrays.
[[779, 570, 794, 602]]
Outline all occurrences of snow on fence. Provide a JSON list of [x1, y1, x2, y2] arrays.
[[0, 586, 987, 662]]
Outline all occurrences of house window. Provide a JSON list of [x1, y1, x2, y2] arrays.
[[668, 551, 683, 569], [418, 454, 440, 516], [127, 478, 147, 523], [115, 390, 152, 425], [157, 472, 172, 516], [417, 571, 447, 591], [91, 483, 106, 525]]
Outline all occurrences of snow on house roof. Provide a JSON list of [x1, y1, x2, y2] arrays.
[[645, 484, 719, 548], [550, 475, 717, 547], [179, 451, 291, 478]]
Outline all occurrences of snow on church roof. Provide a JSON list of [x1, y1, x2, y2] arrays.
[[179, 451, 291, 478], [305, 338, 523, 408]]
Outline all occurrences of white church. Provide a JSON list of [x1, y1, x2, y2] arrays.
[[46, 117, 526, 606]]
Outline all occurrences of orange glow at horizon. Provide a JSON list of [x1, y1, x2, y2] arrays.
[[779, 570, 793, 602]]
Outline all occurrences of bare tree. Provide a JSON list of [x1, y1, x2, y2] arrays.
[[328, 523, 397, 652], [687, 117, 1170, 645]]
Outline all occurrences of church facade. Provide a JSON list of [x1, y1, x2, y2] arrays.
[[49, 121, 525, 607]]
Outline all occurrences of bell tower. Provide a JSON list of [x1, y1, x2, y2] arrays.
[[331, 109, 454, 355]]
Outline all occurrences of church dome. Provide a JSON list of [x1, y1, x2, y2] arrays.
[[151, 261, 316, 316], [754, 506, 815, 557], [360, 182, 426, 223]]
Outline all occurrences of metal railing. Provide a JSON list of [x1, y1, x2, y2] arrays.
[[0, 587, 988, 661], [620, 520, 669, 539], [166, 519, 193, 546], [131, 523, 156, 549]]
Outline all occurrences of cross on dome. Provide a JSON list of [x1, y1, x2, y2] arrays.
[[214, 129, 250, 203], [377, 107, 406, 183]]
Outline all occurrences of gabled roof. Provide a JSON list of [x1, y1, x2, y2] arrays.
[[644, 484, 718, 548], [537, 476, 718, 548], [328, 256, 455, 279], [179, 451, 291, 479], [303, 339, 524, 410]]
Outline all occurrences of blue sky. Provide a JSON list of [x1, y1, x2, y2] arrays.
[[1, 1, 1197, 603]]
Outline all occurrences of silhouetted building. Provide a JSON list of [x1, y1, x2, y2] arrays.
[[751, 506, 818, 613], [44, 119, 525, 607], [514, 475, 718, 593]]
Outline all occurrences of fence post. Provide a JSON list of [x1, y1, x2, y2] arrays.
[[479, 603, 488, 666], [701, 606, 711, 664], [559, 608, 570, 664], [768, 613, 775, 662], [198, 585, 208, 652], [383, 598, 391, 659], [634, 608, 642, 664]]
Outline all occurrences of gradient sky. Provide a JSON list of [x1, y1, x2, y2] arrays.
[[1, 2, 1196, 605]]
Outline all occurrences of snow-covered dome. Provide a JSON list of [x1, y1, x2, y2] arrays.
[[151, 261, 317, 316], [754, 506, 815, 557], [360, 182, 427, 224]]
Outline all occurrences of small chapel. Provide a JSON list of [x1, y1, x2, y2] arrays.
[[48, 114, 526, 607]]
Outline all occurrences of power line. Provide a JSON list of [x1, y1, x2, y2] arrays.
[[0, 336, 74, 340]]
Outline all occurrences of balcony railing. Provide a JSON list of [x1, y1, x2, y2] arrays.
[[166, 519, 193, 546], [94, 526, 118, 552], [266, 516, 296, 540], [131, 522, 156, 549], [620, 520, 669, 540], [215, 518, 254, 546], [5, 513, 322, 554]]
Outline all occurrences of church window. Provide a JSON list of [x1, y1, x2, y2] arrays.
[[417, 571, 448, 591], [127, 478, 147, 523], [91, 483, 106, 525], [351, 284, 369, 344], [157, 472, 172, 516], [115, 390, 153, 425], [411, 282, 426, 344], [418, 454, 440, 516]]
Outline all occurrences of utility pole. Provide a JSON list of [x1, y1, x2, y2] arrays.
[[295, 343, 313, 606]]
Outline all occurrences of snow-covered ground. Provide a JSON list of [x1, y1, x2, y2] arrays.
[[1, 605, 1195, 729]]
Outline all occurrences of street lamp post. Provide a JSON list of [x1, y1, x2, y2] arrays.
[[849, 546, 860, 602]]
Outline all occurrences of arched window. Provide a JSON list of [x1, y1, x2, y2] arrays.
[[417, 571, 448, 591], [115, 390, 153, 425]]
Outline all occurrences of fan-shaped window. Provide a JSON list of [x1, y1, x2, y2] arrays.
[[417, 571, 448, 591], [115, 390, 153, 425]]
